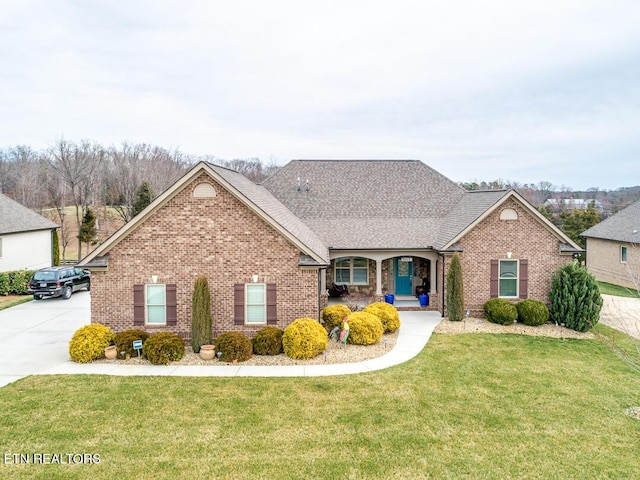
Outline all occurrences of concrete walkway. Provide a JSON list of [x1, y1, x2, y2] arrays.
[[0, 293, 442, 387]]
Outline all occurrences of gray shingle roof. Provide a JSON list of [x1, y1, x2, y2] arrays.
[[0, 193, 58, 235], [261, 160, 472, 249], [581, 199, 640, 243]]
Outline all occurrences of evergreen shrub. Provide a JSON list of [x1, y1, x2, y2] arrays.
[[362, 302, 401, 333], [347, 311, 384, 345], [69, 324, 115, 363], [114, 329, 150, 358], [282, 318, 328, 360], [142, 332, 185, 365], [483, 298, 518, 325], [191, 275, 212, 353], [215, 332, 253, 362], [321, 304, 351, 332], [516, 299, 549, 326], [446, 253, 465, 321], [252, 326, 284, 355]]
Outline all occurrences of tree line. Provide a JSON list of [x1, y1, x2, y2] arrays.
[[0, 139, 277, 260]]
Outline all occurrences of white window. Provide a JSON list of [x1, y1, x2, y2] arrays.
[[246, 283, 266, 324], [334, 257, 368, 285], [621, 245, 628, 263], [146, 284, 166, 324], [499, 260, 518, 298]]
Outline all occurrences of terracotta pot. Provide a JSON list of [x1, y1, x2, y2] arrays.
[[199, 344, 215, 360], [105, 345, 117, 360]]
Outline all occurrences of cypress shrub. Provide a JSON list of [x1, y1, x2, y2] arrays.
[[191, 275, 212, 353], [446, 252, 465, 321], [52, 230, 60, 266], [549, 261, 603, 332]]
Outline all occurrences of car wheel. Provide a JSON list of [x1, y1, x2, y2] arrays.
[[62, 286, 72, 300], [86, 281, 91, 292], [34, 294, 42, 300]]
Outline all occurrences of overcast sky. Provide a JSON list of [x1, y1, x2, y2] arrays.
[[1, 1, 639, 190]]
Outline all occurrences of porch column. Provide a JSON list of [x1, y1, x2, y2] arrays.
[[430, 259, 437, 294], [376, 259, 382, 295], [320, 268, 327, 295]]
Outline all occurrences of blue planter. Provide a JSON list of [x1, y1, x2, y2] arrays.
[[419, 293, 429, 307], [384, 294, 395, 305]]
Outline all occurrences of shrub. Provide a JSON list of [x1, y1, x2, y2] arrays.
[[446, 252, 465, 321], [69, 324, 115, 363], [549, 261, 603, 332], [114, 329, 150, 358], [252, 326, 284, 355], [321, 304, 351, 332], [215, 332, 253, 362], [516, 299, 549, 326], [347, 311, 384, 345], [0, 270, 35, 295], [191, 275, 212, 353], [282, 318, 328, 360], [483, 298, 518, 325], [362, 302, 401, 333], [142, 332, 185, 365], [0, 273, 9, 296]]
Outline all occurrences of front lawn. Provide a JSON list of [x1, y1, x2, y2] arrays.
[[0, 295, 32, 311], [0, 334, 638, 479], [598, 281, 640, 298]]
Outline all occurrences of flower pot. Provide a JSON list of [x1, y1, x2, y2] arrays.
[[419, 293, 429, 307], [105, 345, 117, 360], [199, 344, 215, 360]]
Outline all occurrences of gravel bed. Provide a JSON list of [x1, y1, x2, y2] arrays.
[[96, 331, 399, 367], [434, 318, 596, 339]]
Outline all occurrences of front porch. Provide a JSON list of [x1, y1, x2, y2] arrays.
[[326, 294, 437, 312]]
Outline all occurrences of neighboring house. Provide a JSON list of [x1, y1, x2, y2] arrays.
[[0, 193, 58, 272], [543, 198, 604, 213], [581, 199, 640, 289], [80, 160, 581, 340]]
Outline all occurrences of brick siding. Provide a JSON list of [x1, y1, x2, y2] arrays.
[[90, 172, 319, 340]]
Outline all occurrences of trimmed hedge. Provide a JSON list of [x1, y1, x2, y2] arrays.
[[0, 270, 35, 296], [347, 311, 384, 345], [362, 302, 401, 333], [215, 332, 253, 363], [321, 304, 351, 332], [516, 299, 549, 326], [252, 326, 284, 356], [69, 324, 115, 363], [483, 298, 518, 325], [142, 332, 185, 365], [282, 318, 328, 360], [114, 329, 150, 359]]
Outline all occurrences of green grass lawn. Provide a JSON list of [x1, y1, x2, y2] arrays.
[[1, 333, 638, 479], [598, 281, 640, 298], [0, 295, 32, 311]]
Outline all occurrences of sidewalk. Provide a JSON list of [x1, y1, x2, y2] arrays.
[[44, 311, 442, 378]]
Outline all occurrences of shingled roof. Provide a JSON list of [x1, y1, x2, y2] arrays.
[[0, 193, 58, 235], [581, 199, 640, 244]]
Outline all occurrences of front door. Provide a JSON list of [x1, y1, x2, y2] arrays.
[[395, 257, 413, 295]]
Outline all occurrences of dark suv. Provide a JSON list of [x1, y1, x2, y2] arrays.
[[27, 266, 91, 300]]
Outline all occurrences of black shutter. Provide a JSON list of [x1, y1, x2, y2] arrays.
[[234, 284, 244, 325], [266, 283, 277, 325], [133, 284, 144, 325]]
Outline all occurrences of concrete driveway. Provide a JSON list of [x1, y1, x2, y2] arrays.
[[599, 294, 640, 339], [0, 292, 90, 388]]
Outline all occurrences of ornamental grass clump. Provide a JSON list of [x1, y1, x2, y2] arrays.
[[362, 302, 401, 333], [483, 298, 518, 325], [321, 304, 352, 332], [215, 332, 253, 362], [282, 318, 328, 360], [142, 332, 185, 365], [252, 326, 284, 355], [347, 311, 384, 345], [549, 261, 603, 332], [69, 324, 115, 363], [516, 299, 550, 326], [114, 329, 150, 358]]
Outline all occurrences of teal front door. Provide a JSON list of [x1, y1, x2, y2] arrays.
[[395, 257, 413, 295]]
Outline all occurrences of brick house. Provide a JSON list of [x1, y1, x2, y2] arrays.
[[80, 160, 581, 339], [582, 199, 640, 289]]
